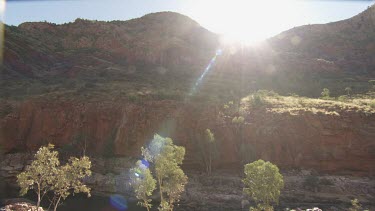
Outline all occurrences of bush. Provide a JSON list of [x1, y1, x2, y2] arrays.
[[303, 175, 319, 191], [243, 160, 284, 210], [321, 88, 331, 99], [250, 94, 265, 107], [319, 178, 334, 186], [338, 95, 348, 102], [369, 100, 375, 108]]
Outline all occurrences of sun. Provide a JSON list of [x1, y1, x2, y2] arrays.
[[189, 0, 299, 46], [0, 0, 5, 14]]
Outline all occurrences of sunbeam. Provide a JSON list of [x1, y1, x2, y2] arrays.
[[189, 49, 223, 96]]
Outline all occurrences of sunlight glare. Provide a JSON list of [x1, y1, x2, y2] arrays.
[[0, 0, 5, 63], [190, 0, 299, 46], [0, 0, 5, 13]]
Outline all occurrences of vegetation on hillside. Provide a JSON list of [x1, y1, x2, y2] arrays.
[[241, 90, 375, 116]]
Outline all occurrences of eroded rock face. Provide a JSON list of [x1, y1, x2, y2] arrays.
[[1, 99, 374, 175]]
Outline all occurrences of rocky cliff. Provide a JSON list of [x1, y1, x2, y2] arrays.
[[1, 96, 374, 175]]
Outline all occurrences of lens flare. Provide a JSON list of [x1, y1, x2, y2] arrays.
[[109, 194, 128, 211], [190, 49, 222, 95], [141, 159, 150, 168]]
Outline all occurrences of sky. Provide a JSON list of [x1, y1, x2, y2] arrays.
[[2, 0, 375, 43]]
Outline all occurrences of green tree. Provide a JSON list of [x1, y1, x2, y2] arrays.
[[204, 129, 216, 175], [142, 134, 188, 211], [345, 87, 352, 96], [321, 88, 330, 99], [243, 160, 284, 210], [17, 144, 60, 210], [222, 100, 249, 164], [196, 129, 217, 175], [17, 144, 92, 211], [232, 116, 247, 163], [50, 156, 92, 211], [349, 199, 362, 211], [130, 160, 156, 211]]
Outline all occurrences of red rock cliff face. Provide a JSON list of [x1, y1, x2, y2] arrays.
[[1, 99, 374, 176]]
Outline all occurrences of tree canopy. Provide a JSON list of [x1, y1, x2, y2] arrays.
[[243, 160, 284, 210]]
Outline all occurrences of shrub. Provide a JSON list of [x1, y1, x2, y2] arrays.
[[243, 160, 284, 210], [321, 88, 330, 99], [319, 178, 334, 186], [369, 100, 375, 108], [349, 199, 362, 211], [345, 87, 352, 95], [303, 175, 319, 192], [338, 95, 348, 102], [250, 94, 265, 107]]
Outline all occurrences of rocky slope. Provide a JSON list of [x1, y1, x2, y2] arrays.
[[269, 4, 375, 75]]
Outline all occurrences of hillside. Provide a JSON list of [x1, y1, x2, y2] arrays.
[[1, 7, 375, 210], [2, 7, 375, 101], [270, 4, 375, 74]]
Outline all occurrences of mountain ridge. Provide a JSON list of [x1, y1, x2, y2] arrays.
[[1, 5, 375, 100]]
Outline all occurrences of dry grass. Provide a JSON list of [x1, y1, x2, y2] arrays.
[[241, 91, 375, 116]]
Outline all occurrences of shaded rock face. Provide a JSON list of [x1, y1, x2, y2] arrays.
[[1, 99, 375, 176]]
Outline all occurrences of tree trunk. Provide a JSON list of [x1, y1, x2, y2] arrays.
[[158, 177, 163, 203], [53, 196, 62, 211], [146, 203, 150, 211], [36, 183, 41, 210]]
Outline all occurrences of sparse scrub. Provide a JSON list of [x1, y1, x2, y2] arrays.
[[241, 90, 375, 116], [338, 95, 348, 102]]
